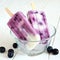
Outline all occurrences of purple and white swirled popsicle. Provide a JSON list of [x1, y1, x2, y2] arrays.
[[7, 11, 40, 40], [27, 10, 50, 40]]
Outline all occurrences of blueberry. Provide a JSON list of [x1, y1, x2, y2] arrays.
[[47, 46, 53, 53], [8, 49, 14, 58], [41, 12, 45, 17], [13, 43, 18, 49], [14, 17, 17, 21], [38, 22, 43, 25], [35, 11, 38, 13], [40, 33, 43, 35], [0, 47, 6, 53], [32, 17, 35, 21], [41, 12, 44, 15], [29, 18, 32, 24], [11, 26, 14, 29], [15, 14, 18, 16], [52, 48, 59, 55]]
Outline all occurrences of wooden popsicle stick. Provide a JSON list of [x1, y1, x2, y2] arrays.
[[31, 2, 36, 10], [5, 8, 13, 17]]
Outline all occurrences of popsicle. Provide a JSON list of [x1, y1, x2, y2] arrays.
[[27, 10, 50, 40], [7, 11, 40, 39]]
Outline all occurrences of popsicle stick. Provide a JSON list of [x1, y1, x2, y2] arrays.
[[31, 2, 36, 10], [5, 8, 13, 17]]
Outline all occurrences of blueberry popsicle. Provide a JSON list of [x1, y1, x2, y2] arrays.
[[7, 11, 39, 40], [27, 10, 50, 40]]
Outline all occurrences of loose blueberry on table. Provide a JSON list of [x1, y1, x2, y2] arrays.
[[52, 48, 59, 55], [13, 43, 18, 49], [47, 46, 53, 53], [8, 49, 14, 58], [0, 47, 6, 53]]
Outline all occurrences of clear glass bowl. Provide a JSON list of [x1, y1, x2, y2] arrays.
[[10, 25, 56, 56]]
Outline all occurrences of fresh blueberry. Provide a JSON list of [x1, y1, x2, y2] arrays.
[[8, 49, 14, 58], [52, 48, 59, 55], [0, 47, 6, 53], [47, 46, 53, 53], [13, 43, 18, 49]]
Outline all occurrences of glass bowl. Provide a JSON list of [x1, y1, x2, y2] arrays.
[[10, 25, 56, 56]]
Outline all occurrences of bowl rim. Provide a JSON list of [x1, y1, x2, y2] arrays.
[[10, 25, 56, 42]]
